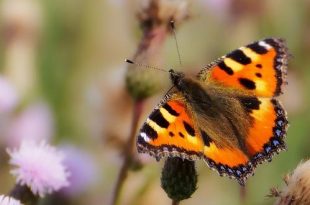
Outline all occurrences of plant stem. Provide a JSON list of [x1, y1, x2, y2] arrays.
[[240, 186, 247, 205], [111, 100, 144, 205], [172, 200, 180, 205], [9, 184, 38, 205]]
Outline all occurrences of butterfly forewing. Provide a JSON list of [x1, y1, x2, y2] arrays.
[[198, 38, 288, 97], [137, 92, 204, 161]]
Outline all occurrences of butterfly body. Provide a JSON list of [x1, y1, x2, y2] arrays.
[[170, 69, 252, 151], [137, 38, 289, 185]]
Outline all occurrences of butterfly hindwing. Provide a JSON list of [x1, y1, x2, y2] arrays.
[[198, 38, 288, 97], [244, 97, 288, 163], [202, 134, 253, 185], [200, 96, 288, 185], [137, 93, 204, 160]]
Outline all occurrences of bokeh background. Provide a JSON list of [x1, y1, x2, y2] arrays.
[[0, 0, 310, 205]]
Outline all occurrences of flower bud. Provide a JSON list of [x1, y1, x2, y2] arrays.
[[161, 157, 197, 202]]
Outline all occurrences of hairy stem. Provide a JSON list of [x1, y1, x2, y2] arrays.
[[172, 200, 180, 205], [240, 186, 247, 205], [111, 100, 144, 205]]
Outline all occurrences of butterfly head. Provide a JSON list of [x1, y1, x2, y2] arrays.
[[169, 69, 185, 87]]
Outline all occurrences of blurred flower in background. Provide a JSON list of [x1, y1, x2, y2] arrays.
[[7, 140, 69, 197], [4, 102, 54, 147], [59, 145, 97, 197], [0, 195, 22, 205], [0, 75, 19, 114]]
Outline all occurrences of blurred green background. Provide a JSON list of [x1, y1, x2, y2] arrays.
[[0, 0, 310, 205]]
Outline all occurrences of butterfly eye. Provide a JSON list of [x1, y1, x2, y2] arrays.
[[169, 70, 179, 84], [169, 70, 185, 87]]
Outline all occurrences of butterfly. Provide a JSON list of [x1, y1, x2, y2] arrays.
[[136, 38, 289, 185]]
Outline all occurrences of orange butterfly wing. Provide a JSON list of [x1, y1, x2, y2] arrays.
[[137, 93, 204, 161], [201, 97, 288, 185], [245, 98, 288, 160], [198, 38, 288, 97]]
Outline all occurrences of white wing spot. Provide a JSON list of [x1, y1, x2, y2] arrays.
[[140, 132, 150, 142], [258, 41, 272, 50]]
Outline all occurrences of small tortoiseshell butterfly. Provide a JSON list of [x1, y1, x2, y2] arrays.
[[136, 38, 289, 185]]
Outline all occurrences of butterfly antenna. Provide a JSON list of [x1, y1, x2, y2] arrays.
[[170, 20, 182, 66], [125, 59, 168, 72]]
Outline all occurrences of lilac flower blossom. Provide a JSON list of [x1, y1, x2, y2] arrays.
[[0, 195, 22, 205], [7, 141, 70, 197]]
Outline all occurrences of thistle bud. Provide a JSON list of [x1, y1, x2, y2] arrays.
[[161, 157, 197, 202]]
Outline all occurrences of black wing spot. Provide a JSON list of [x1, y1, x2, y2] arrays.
[[255, 73, 262, 78], [163, 103, 179, 116], [169, 131, 174, 137], [141, 123, 157, 140], [256, 64, 262, 69], [247, 42, 268, 54], [183, 121, 195, 136], [239, 97, 261, 113], [179, 132, 185, 138], [200, 130, 212, 147], [239, 78, 256, 90], [149, 111, 169, 128], [227, 49, 252, 65], [218, 61, 234, 75]]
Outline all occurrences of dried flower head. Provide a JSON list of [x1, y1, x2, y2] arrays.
[[1, 0, 42, 40], [126, 0, 190, 100], [138, 0, 189, 26], [273, 159, 310, 205], [7, 141, 70, 197], [0, 195, 22, 205]]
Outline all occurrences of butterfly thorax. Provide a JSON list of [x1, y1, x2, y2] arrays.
[[169, 69, 253, 152], [169, 69, 213, 108]]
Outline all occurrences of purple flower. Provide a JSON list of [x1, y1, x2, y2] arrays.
[[0, 76, 18, 114], [0, 195, 22, 205], [7, 141, 70, 197], [60, 145, 97, 197]]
